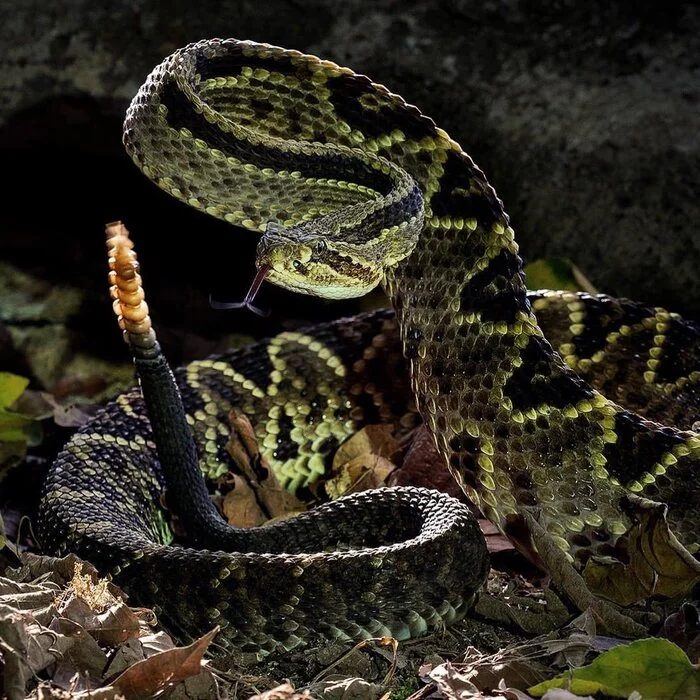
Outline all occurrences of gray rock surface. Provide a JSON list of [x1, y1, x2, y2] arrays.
[[1, 0, 698, 316]]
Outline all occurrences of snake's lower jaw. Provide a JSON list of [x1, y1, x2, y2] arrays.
[[266, 268, 380, 300]]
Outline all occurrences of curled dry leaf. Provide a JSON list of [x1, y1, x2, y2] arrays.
[[32, 682, 126, 700], [222, 473, 268, 528], [225, 408, 306, 521], [40, 391, 95, 428], [248, 683, 314, 700], [110, 626, 219, 699], [55, 595, 141, 646], [326, 425, 399, 499], [583, 495, 700, 606]]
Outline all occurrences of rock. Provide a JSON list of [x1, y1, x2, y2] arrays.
[[0, 0, 698, 318]]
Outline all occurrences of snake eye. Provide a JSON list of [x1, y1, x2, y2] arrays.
[[292, 260, 303, 271]]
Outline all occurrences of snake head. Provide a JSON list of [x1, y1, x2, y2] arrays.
[[255, 221, 382, 299]]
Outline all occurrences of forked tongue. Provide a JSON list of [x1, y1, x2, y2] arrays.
[[209, 265, 270, 317]]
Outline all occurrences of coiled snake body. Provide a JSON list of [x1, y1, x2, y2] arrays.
[[39, 39, 699, 655]]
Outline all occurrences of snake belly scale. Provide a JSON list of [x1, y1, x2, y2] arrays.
[[39, 38, 699, 654]]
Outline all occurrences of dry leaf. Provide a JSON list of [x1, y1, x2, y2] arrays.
[[140, 631, 176, 656], [325, 454, 396, 499], [34, 683, 126, 700], [40, 391, 94, 428], [222, 473, 268, 527], [0, 553, 185, 700], [583, 495, 700, 605], [225, 408, 306, 520], [55, 595, 141, 646], [248, 683, 314, 700], [659, 604, 700, 664], [48, 615, 110, 689], [9, 553, 125, 603], [103, 638, 147, 679], [388, 425, 463, 498], [1, 600, 82, 695], [333, 424, 400, 466], [111, 626, 218, 698], [427, 661, 494, 698], [326, 425, 399, 499], [479, 519, 516, 555], [0, 577, 59, 611]]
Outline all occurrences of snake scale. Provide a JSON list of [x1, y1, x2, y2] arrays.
[[38, 39, 699, 656]]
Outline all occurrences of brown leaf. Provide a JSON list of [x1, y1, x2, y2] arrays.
[[139, 631, 176, 656], [583, 495, 700, 605], [221, 474, 268, 528], [459, 645, 549, 693], [326, 425, 400, 499], [480, 519, 516, 555], [166, 669, 219, 700], [325, 454, 396, 499], [1, 599, 84, 688], [48, 616, 110, 689], [103, 638, 147, 679], [0, 577, 59, 611], [427, 661, 491, 698], [225, 409, 306, 520], [94, 603, 142, 646], [333, 424, 400, 466], [9, 553, 125, 602], [659, 605, 700, 664], [111, 626, 218, 699], [40, 391, 95, 428], [389, 425, 463, 498], [313, 675, 384, 699], [248, 683, 314, 700], [34, 682, 126, 700], [54, 595, 140, 647]]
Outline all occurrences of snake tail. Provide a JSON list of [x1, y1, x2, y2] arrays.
[[106, 221, 238, 547]]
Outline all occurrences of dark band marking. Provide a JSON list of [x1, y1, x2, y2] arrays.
[[430, 150, 502, 224], [346, 181, 424, 243], [321, 249, 370, 276], [504, 335, 594, 410], [604, 411, 685, 484], [459, 250, 528, 324], [250, 98, 275, 120], [160, 80, 395, 195], [448, 432, 481, 489], [195, 44, 305, 80], [654, 318, 700, 384], [327, 73, 439, 141], [573, 297, 652, 359]]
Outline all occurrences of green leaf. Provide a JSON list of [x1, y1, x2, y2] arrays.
[[524, 257, 597, 294], [528, 638, 699, 698], [0, 412, 34, 434], [0, 428, 30, 442], [0, 372, 29, 410]]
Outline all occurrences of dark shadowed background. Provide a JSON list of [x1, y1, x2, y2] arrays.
[[1, 0, 698, 371]]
